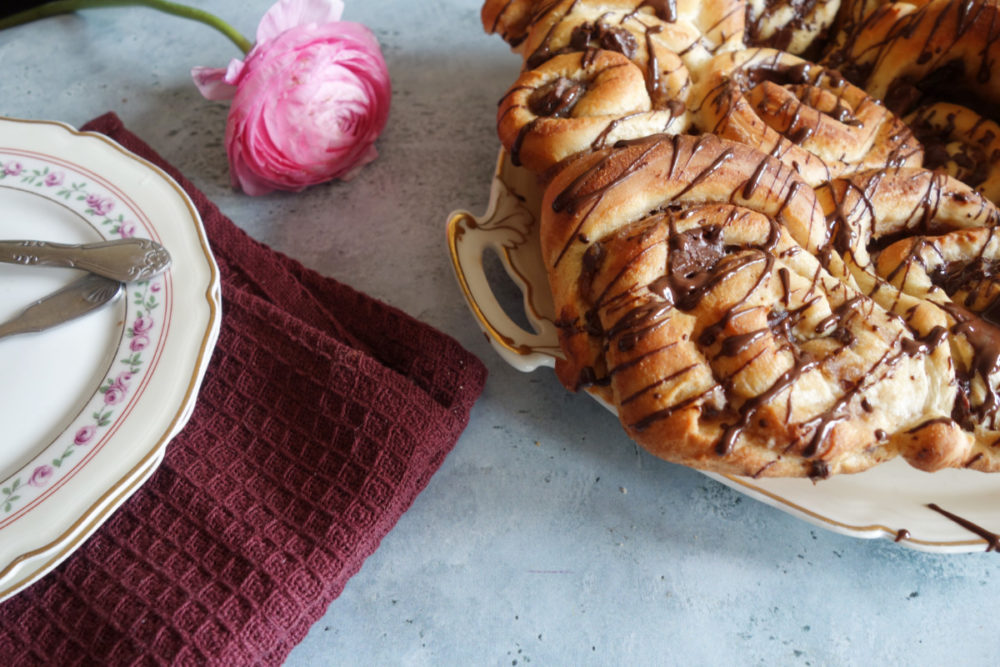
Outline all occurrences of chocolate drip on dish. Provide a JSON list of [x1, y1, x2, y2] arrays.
[[927, 503, 1000, 551]]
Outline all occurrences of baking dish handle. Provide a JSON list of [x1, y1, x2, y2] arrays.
[[446, 170, 561, 372]]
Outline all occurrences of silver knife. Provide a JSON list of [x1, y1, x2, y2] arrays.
[[0, 274, 123, 340], [0, 238, 171, 282]]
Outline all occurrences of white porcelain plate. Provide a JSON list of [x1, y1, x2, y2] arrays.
[[447, 150, 1000, 554], [0, 117, 221, 598]]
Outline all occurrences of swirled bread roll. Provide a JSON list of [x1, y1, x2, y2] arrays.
[[815, 168, 1000, 279], [511, 0, 697, 110], [822, 0, 1000, 116], [482, 0, 551, 47], [904, 103, 1000, 205], [540, 133, 959, 477], [690, 48, 922, 186], [497, 49, 690, 173], [515, 0, 698, 108], [518, 0, 745, 73], [876, 229, 1000, 442], [744, 0, 841, 56], [815, 168, 1000, 468]]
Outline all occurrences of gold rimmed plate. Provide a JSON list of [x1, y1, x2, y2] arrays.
[[0, 117, 221, 598]]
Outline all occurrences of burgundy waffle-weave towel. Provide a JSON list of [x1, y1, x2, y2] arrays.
[[0, 112, 488, 665]]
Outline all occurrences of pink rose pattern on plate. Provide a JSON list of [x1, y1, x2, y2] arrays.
[[0, 153, 165, 514]]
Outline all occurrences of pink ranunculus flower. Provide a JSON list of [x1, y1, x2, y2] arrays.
[[28, 465, 53, 488], [44, 171, 64, 186], [192, 0, 391, 195], [74, 425, 97, 445]]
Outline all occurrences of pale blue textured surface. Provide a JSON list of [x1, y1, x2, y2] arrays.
[[2, 1, 999, 664]]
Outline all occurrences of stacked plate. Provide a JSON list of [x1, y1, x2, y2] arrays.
[[0, 117, 221, 599]]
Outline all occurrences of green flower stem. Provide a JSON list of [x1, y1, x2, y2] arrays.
[[0, 0, 253, 54]]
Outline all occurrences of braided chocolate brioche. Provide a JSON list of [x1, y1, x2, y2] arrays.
[[541, 134, 965, 477], [480, 0, 1000, 477]]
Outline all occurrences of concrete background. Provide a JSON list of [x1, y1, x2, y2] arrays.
[[2, 1, 998, 663]]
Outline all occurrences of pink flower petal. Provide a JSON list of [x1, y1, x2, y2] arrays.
[[223, 57, 247, 85], [256, 0, 344, 44], [191, 66, 238, 101]]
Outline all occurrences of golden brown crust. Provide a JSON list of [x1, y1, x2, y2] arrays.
[[497, 50, 690, 174], [517, 0, 745, 73], [903, 102, 1000, 206], [744, 0, 842, 56], [690, 48, 923, 187]]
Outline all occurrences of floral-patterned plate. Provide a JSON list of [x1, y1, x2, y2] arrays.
[[0, 117, 221, 599], [447, 150, 1000, 554]]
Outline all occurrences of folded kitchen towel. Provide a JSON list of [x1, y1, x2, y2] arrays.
[[0, 112, 488, 665]]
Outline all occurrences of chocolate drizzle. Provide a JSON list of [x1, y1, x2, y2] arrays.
[[528, 77, 586, 118], [744, 0, 826, 54], [930, 254, 1000, 321], [663, 225, 726, 308], [717, 358, 820, 455], [927, 503, 1000, 551], [567, 22, 638, 61], [899, 326, 948, 357], [639, 0, 677, 23], [942, 303, 1000, 427]]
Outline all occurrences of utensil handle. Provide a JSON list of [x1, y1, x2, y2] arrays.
[[0, 274, 123, 339], [0, 240, 69, 269], [0, 238, 171, 282]]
